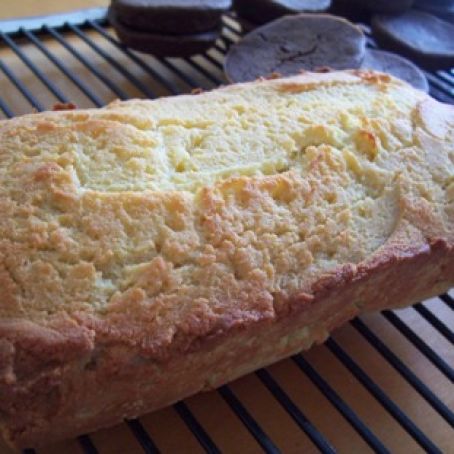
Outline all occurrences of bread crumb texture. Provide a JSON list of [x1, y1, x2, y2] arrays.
[[0, 71, 453, 355]]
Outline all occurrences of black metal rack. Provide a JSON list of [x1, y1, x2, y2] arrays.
[[0, 9, 453, 454]]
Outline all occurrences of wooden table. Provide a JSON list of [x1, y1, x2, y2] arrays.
[[0, 0, 108, 20]]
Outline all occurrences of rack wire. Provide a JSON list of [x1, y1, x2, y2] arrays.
[[0, 8, 453, 454]]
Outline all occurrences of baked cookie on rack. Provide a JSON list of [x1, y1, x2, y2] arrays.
[[109, 0, 231, 56], [361, 49, 428, 92], [333, 0, 413, 13], [372, 10, 454, 69], [110, 0, 231, 34], [234, 0, 331, 24], [225, 14, 365, 82]]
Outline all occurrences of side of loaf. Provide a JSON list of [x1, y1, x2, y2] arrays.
[[0, 71, 453, 448]]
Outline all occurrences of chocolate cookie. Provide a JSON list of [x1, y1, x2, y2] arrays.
[[111, 0, 231, 34], [109, 9, 220, 57], [361, 49, 429, 92], [234, 0, 331, 24], [224, 14, 366, 83], [333, 0, 414, 14], [372, 10, 454, 69], [414, 0, 454, 24]]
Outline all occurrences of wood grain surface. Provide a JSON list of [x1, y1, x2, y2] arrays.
[[0, 0, 108, 20]]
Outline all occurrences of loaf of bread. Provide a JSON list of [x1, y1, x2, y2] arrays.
[[0, 71, 453, 448]]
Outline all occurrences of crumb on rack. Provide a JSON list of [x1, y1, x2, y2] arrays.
[[53, 102, 77, 111]]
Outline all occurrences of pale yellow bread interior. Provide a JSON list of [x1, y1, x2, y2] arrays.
[[0, 71, 453, 350]]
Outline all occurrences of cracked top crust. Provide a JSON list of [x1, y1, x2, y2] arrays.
[[0, 70, 453, 359]]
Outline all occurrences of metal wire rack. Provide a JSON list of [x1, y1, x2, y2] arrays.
[[0, 8, 453, 454]]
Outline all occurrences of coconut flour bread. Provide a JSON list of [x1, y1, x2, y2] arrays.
[[0, 71, 453, 448]]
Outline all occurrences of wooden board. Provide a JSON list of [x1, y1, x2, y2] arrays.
[[0, 0, 108, 20]]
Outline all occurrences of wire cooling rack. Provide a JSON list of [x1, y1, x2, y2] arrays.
[[0, 8, 453, 454]]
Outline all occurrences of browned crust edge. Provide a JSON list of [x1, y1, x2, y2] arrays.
[[1, 225, 452, 449]]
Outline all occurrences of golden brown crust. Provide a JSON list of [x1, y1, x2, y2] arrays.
[[3, 227, 452, 448], [0, 71, 453, 448]]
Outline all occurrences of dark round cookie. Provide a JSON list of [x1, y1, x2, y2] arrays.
[[111, 0, 231, 34], [333, 0, 414, 14], [234, 0, 331, 25], [224, 14, 366, 83], [361, 49, 429, 92], [108, 9, 220, 57], [414, 0, 454, 24], [372, 10, 454, 69], [415, 0, 454, 8]]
